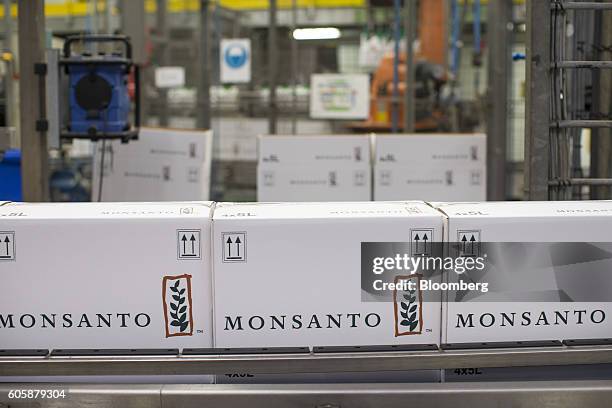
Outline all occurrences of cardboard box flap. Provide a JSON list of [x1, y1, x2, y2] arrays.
[[214, 201, 439, 220], [435, 200, 612, 218], [258, 134, 372, 165], [374, 133, 485, 164], [1, 201, 214, 219]]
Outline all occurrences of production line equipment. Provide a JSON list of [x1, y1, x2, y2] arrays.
[[39, 34, 140, 149]]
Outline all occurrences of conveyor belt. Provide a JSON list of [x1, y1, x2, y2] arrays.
[[1, 344, 612, 377]]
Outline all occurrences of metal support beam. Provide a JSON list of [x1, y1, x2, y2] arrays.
[[2, 346, 612, 377], [486, 0, 513, 200], [3, 382, 612, 408], [268, 0, 278, 135], [18, 0, 49, 202], [157, 0, 169, 127], [524, 0, 551, 200], [391, 0, 401, 133], [197, 0, 211, 129], [3, 0, 13, 129], [290, 0, 298, 134], [120, 0, 147, 124], [403, 0, 417, 133]]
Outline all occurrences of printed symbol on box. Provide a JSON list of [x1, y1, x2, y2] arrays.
[[223, 232, 246, 263], [0, 232, 15, 261], [445, 170, 453, 186], [162, 274, 194, 338], [354, 170, 366, 186], [458, 230, 480, 257], [411, 229, 433, 256], [328, 171, 337, 187], [380, 170, 391, 186], [187, 167, 199, 183], [470, 170, 482, 186], [263, 171, 275, 186], [163, 165, 171, 181], [471, 146, 478, 161], [177, 229, 201, 260], [393, 275, 423, 336]]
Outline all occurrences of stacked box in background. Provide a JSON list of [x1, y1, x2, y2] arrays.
[[212, 201, 443, 383], [374, 134, 486, 201], [257, 135, 372, 202], [92, 127, 213, 201], [0, 202, 214, 383], [435, 201, 612, 382]]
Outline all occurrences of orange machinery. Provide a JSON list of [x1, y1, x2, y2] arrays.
[[352, 0, 448, 132]]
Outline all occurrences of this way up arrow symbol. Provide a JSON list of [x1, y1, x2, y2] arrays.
[[190, 234, 197, 254], [235, 236, 241, 257], [226, 237, 233, 257], [3, 236, 9, 256], [181, 234, 187, 254]]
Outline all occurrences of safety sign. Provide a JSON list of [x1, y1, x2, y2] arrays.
[[220, 39, 251, 83]]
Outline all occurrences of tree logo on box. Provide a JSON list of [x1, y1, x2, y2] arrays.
[[162, 274, 194, 337], [393, 275, 423, 336]]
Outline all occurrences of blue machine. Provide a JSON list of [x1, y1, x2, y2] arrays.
[[67, 56, 130, 133], [0, 149, 22, 201], [61, 35, 139, 142]]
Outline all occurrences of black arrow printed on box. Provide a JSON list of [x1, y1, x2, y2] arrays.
[[470, 234, 476, 253], [182, 234, 188, 254], [190, 234, 196, 254], [226, 236, 232, 257], [235, 236, 241, 257], [3, 236, 9, 256]]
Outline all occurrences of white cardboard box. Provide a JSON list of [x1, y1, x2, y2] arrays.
[[257, 164, 371, 202], [374, 134, 486, 201], [212, 201, 443, 382], [435, 200, 612, 344], [212, 118, 333, 162], [435, 200, 612, 382], [257, 135, 372, 202], [0, 201, 213, 350], [258, 134, 371, 166], [92, 127, 213, 201]]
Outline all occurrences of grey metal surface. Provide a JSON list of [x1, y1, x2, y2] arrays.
[[0, 384, 162, 408], [555, 120, 612, 128], [45, 49, 60, 150], [555, 61, 612, 69], [268, 0, 278, 134], [156, 0, 169, 127], [487, 0, 513, 201], [3, 0, 13, 129], [403, 0, 416, 133], [2, 382, 612, 408], [2, 346, 612, 377], [524, 0, 551, 200], [550, 178, 612, 186], [197, 0, 211, 130], [17, 0, 49, 202], [561, 2, 612, 10]]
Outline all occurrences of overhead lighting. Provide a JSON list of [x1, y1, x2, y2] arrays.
[[292, 27, 341, 41]]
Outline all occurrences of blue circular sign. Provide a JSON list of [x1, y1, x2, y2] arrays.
[[224, 44, 248, 69]]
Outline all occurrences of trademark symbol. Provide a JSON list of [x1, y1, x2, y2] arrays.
[[425, 328, 432, 333], [197, 329, 204, 334]]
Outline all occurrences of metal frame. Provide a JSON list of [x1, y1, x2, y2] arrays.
[[486, 0, 513, 200], [1, 345, 612, 377], [525, 0, 612, 200], [3, 381, 612, 408]]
